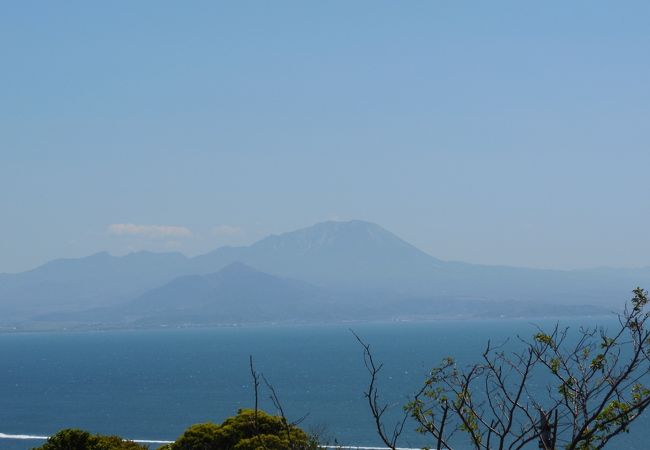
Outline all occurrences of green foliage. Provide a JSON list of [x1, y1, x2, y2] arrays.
[[550, 356, 561, 374], [168, 423, 222, 450], [31, 410, 315, 450], [631, 286, 648, 313], [170, 409, 316, 450], [590, 353, 606, 371], [32, 428, 147, 450], [534, 332, 555, 347]]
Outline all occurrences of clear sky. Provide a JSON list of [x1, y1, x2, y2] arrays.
[[1, 1, 649, 273]]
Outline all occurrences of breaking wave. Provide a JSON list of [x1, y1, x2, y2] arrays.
[[0, 433, 173, 444], [0, 434, 422, 449]]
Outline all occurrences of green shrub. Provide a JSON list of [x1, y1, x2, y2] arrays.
[[169, 422, 222, 450], [33, 409, 316, 450], [33, 428, 147, 450], [170, 409, 317, 450]]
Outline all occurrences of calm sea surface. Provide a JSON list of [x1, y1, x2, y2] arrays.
[[0, 319, 646, 450]]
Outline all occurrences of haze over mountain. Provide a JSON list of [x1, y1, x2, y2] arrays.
[[40, 262, 348, 327], [1, 220, 648, 329]]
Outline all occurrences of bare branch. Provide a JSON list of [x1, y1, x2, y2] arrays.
[[352, 330, 412, 450]]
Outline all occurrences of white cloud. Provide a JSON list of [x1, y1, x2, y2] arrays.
[[212, 225, 243, 237], [107, 224, 192, 239]]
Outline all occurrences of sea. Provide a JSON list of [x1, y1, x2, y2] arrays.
[[0, 318, 647, 450]]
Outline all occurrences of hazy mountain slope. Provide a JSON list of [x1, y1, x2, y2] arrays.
[[437, 261, 650, 305], [36, 263, 613, 328], [113, 262, 343, 325], [0, 251, 192, 318]]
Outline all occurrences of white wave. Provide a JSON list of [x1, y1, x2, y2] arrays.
[[0, 433, 422, 449], [0, 433, 172, 444], [0, 433, 49, 440]]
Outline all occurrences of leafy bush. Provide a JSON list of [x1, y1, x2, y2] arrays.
[[168, 409, 317, 450], [33, 428, 147, 450], [32, 409, 316, 450]]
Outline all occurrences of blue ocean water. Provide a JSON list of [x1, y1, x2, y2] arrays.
[[0, 319, 646, 450]]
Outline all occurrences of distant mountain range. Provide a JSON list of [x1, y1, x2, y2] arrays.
[[1, 220, 648, 330]]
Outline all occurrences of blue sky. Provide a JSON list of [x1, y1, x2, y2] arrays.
[[1, 1, 649, 272]]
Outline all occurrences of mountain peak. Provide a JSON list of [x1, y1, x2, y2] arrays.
[[252, 219, 415, 253], [187, 219, 444, 291], [307, 219, 389, 237]]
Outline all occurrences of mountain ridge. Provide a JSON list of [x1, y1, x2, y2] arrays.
[[1, 220, 648, 328]]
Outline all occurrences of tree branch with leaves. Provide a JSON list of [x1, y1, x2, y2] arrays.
[[357, 288, 650, 450]]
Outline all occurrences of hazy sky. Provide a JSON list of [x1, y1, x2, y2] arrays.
[[2, 1, 650, 273]]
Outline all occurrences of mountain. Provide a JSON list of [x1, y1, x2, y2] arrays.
[[190, 220, 443, 292], [42, 262, 346, 326], [192, 220, 650, 305], [124, 262, 347, 324], [1, 220, 649, 328]]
